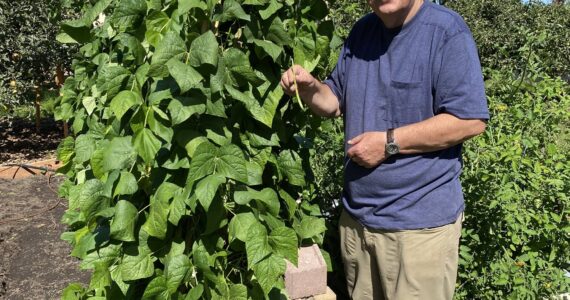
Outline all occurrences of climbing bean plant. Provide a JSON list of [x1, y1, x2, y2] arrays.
[[55, 0, 334, 298]]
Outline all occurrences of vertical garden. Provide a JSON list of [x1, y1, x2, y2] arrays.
[[55, 0, 334, 298]]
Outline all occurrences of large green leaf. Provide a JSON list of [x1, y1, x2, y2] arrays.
[[84, 0, 114, 23], [142, 188, 171, 239], [228, 212, 259, 242], [168, 190, 188, 226], [165, 254, 191, 294], [81, 243, 122, 270], [195, 174, 226, 211], [269, 227, 298, 266], [225, 84, 282, 128], [91, 136, 137, 178], [229, 284, 248, 300], [167, 60, 204, 93], [96, 65, 131, 99], [295, 216, 326, 240], [134, 128, 162, 163], [57, 136, 75, 166], [78, 179, 108, 221], [145, 11, 170, 48], [110, 200, 138, 242], [178, 0, 208, 14], [149, 31, 187, 77], [259, 1, 283, 20], [215, 0, 251, 22], [60, 19, 92, 44], [110, 90, 142, 120], [117, 33, 147, 65], [114, 171, 138, 196], [253, 39, 282, 61], [252, 254, 286, 295], [188, 31, 219, 67], [234, 187, 280, 216], [89, 262, 112, 291], [277, 150, 306, 186], [187, 142, 248, 184], [110, 0, 147, 29], [184, 284, 204, 300], [74, 134, 96, 164], [245, 224, 271, 268], [167, 96, 206, 125], [120, 248, 155, 281], [142, 275, 169, 300]]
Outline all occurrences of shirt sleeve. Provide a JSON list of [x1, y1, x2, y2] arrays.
[[433, 31, 489, 120], [324, 43, 347, 113]]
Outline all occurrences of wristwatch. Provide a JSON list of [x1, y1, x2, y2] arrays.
[[385, 128, 400, 156]]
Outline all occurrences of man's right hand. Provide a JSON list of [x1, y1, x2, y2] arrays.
[[280, 65, 341, 118], [280, 65, 318, 99]]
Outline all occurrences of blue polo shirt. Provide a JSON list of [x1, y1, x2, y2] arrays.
[[324, 1, 489, 230]]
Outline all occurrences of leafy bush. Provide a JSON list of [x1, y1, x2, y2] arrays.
[[0, 0, 80, 113], [445, 0, 570, 80], [456, 38, 570, 298], [55, 0, 335, 299]]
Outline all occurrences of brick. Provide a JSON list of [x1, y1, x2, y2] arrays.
[[284, 244, 327, 299], [312, 287, 336, 300]]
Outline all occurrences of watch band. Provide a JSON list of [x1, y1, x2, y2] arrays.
[[385, 128, 400, 156], [387, 128, 395, 144]]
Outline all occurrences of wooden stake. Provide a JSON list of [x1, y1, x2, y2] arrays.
[[56, 64, 69, 137], [34, 85, 41, 133]]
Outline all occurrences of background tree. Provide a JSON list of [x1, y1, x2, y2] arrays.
[[0, 0, 80, 131]]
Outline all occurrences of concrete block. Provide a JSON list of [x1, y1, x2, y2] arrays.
[[284, 244, 327, 299], [312, 287, 336, 300]]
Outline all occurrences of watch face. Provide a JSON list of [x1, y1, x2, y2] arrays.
[[386, 143, 400, 155]]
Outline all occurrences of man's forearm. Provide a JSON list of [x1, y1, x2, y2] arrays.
[[395, 113, 486, 154], [299, 82, 341, 118]]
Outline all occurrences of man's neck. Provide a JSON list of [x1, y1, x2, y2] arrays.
[[379, 0, 424, 29]]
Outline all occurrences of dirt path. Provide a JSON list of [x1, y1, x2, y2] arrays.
[[0, 176, 90, 300]]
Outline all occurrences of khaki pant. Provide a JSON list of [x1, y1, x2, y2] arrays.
[[339, 210, 463, 300]]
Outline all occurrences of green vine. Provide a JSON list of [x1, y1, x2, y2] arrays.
[[55, 0, 334, 299]]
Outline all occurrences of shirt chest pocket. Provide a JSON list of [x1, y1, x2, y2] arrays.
[[385, 69, 432, 126]]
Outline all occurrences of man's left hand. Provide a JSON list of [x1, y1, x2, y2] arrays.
[[346, 131, 387, 168]]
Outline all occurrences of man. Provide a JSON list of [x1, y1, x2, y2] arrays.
[[280, 0, 489, 299]]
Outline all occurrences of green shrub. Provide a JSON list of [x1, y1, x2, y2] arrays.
[[458, 44, 570, 299], [445, 0, 570, 80]]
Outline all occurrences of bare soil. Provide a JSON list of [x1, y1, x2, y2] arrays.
[[0, 176, 90, 300], [0, 117, 63, 164]]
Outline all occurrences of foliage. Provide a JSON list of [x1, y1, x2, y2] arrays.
[[445, 0, 570, 81], [327, 0, 368, 40], [0, 0, 81, 113], [458, 42, 570, 298], [55, 0, 335, 299], [320, 1, 570, 299]]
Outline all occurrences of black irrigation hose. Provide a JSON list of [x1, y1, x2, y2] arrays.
[[0, 163, 58, 179], [1, 163, 57, 173]]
